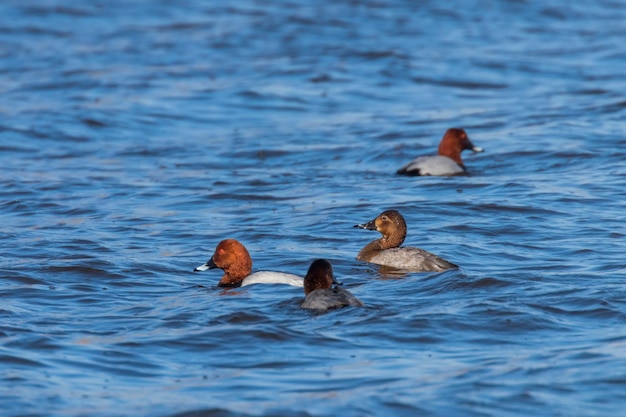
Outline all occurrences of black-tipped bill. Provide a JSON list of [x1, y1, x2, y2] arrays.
[[331, 273, 343, 286], [354, 219, 377, 231], [194, 257, 217, 272], [466, 138, 484, 153]]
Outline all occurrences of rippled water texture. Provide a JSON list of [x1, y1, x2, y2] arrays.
[[1, 1, 626, 416]]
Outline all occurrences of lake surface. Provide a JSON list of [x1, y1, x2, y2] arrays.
[[1, 1, 626, 416]]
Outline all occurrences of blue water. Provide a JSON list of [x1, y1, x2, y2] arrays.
[[2, 1, 626, 416]]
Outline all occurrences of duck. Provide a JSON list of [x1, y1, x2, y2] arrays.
[[301, 259, 364, 310], [396, 128, 483, 176], [354, 210, 458, 272], [194, 238, 303, 287]]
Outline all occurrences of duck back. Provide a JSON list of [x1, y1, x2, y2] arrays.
[[397, 155, 465, 176], [301, 287, 364, 310], [368, 247, 458, 272], [242, 271, 304, 287]]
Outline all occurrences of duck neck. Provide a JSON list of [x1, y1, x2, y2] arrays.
[[357, 233, 404, 260], [381, 230, 405, 249], [218, 278, 243, 288], [438, 143, 464, 166], [218, 263, 251, 287]]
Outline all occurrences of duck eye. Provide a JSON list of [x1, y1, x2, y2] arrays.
[[381, 216, 388, 221]]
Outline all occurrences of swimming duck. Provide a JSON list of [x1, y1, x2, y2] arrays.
[[396, 128, 483, 176], [354, 210, 458, 272], [194, 239, 303, 287], [301, 259, 364, 310]]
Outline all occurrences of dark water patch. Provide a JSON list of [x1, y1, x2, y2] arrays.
[[201, 192, 297, 202], [448, 305, 568, 334], [412, 76, 509, 90], [168, 409, 257, 417], [54, 356, 161, 378], [529, 302, 623, 322], [208, 310, 270, 326], [0, 24, 72, 38], [0, 354, 46, 367], [0, 141, 39, 153], [586, 99, 626, 114], [374, 130, 418, 141], [455, 277, 515, 290], [81, 117, 107, 128], [1, 274, 47, 286], [230, 148, 297, 160], [5, 335, 62, 351], [59, 241, 113, 254], [44, 265, 122, 280], [234, 89, 309, 104], [22, 79, 104, 93], [115, 145, 189, 158], [309, 73, 334, 83], [354, 49, 409, 61], [23, 4, 97, 17], [450, 201, 562, 216], [231, 103, 308, 113], [1, 199, 35, 212]]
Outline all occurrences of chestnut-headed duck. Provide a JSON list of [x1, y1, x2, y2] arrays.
[[194, 238, 303, 287], [354, 210, 458, 272], [301, 259, 364, 310], [396, 128, 483, 176]]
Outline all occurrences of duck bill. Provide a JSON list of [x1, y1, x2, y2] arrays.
[[194, 257, 217, 272], [353, 219, 377, 230], [466, 139, 484, 153], [331, 273, 343, 286]]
